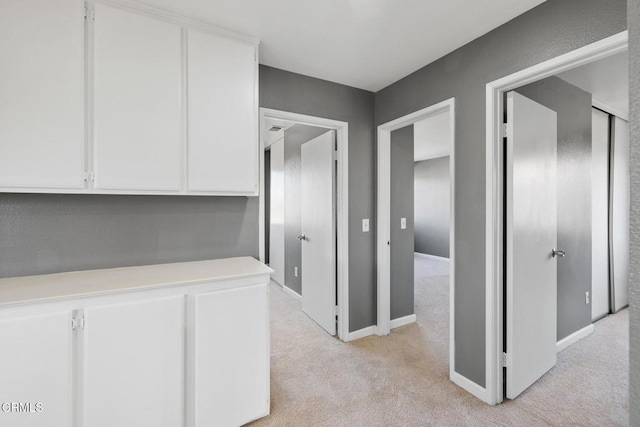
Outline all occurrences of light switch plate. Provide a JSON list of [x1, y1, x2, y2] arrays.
[[401, 218, 407, 229], [362, 219, 369, 232]]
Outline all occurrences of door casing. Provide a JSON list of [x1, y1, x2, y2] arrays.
[[484, 31, 628, 405], [258, 108, 350, 341]]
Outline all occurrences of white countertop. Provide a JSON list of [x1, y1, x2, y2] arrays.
[[0, 257, 273, 307]]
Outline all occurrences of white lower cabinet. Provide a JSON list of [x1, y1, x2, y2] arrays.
[[0, 311, 74, 427], [83, 297, 185, 427], [195, 285, 269, 426], [0, 258, 271, 427]]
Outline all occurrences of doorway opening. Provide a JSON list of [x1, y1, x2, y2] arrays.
[[376, 98, 456, 379], [259, 109, 350, 341], [486, 31, 629, 404]]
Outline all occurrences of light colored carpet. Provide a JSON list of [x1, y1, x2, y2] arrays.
[[250, 256, 629, 426]]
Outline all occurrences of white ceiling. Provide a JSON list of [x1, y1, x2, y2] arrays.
[[414, 111, 451, 162], [135, 0, 547, 91], [557, 52, 629, 119]]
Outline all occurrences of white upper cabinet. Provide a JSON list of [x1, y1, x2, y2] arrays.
[[0, 0, 85, 189], [188, 29, 258, 194], [93, 4, 183, 191]]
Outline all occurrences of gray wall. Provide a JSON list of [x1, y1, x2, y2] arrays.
[[260, 65, 376, 332], [390, 126, 415, 320], [283, 124, 328, 295], [629, 1, 639, 425], [0, 194, 258, 278], [515, 77, 593, 341], [375, 0, 626, 386], [414, 157, 450, 258]]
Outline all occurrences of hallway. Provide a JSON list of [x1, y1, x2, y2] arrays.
[[251, 255, 628, 426]]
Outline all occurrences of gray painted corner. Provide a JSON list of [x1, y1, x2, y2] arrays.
[[375, 0, 626, 386], [628, 1, 639, 425], [515, 76, 593, 341], [283, 124, 329, 295], [390, 125, 415, 320], [414, 157, 451, 259]]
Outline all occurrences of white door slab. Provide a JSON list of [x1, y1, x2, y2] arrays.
[[301, 131, 336, 335], [506, 92, 558, 399], [611, 117, 629, 312], [591, 108, 610, 320], [269, 139, 286, 285]]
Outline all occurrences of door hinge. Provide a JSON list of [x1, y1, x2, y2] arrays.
[[334, 305, 339, 317], [332, 150, 338, 161], [501, 352, 508, 367], [84, 5, 95, 20], [72, 315, 85, 330], [502, 123, 512, 139], [83, 171, 95, 182]]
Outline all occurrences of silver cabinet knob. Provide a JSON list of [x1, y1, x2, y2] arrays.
[[552, 248, 565, 258]]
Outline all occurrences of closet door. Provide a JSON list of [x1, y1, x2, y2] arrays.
[[93, 4, 183, 191], [187, 29, 258, 194], [0, 0, 85, 189]]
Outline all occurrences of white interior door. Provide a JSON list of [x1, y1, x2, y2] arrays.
[[591, 108, 610, 320], [301, 131, 336, 335], [269, 139, 285, 285], [506, 92, 558, 399], [611, 117, 629, 312]]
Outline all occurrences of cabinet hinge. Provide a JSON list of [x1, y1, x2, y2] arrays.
[[501, 352, 508, 367], [502, 123, 512, 139], [72, 316, 85, 330]]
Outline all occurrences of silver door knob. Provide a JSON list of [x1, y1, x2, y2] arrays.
[[552, 248, 565, 258], [297, 234, 307, 241]]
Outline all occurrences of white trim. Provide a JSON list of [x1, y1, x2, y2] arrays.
[[281, 285, 302, 301], [390, 314, 416, 329], [485, 31, 628, 406], [414, 252, 450, 262], [258, 108, 350, 342], [592, 98, 629, 122], [376, 97, 456, 386], [451, 372, 489, 402], [345, 326, 376, 342], [556, 324, 594, 353]]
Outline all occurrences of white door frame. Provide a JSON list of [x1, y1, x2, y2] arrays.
[[258, 108, 350, 341], [376, 98, 456, 371], [484, 31, 628, 405]]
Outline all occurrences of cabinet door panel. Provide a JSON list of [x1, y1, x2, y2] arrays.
[[84, 296, 184, 427], [195, 284, 269, 426], [188, 30, 257, 193], [0, 0, 85, 189], [0, 311, 73, 427], [93, 4, 183, 191]]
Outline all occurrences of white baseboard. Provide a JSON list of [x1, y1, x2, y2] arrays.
[[556, 324, 594, 353], [390, 314, 416, 329], [281, 285, 302, 301], [414, 252, 450, 262], [451, 371, 491, 404], [345, 325, 376, 342]]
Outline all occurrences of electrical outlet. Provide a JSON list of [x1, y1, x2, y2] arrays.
[[294, 267, 298, 277], [401, 218, 407, 229], [362, 218, 369, 232], [585, 291, 590, 305]]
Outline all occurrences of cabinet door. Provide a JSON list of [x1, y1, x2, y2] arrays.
[[93, 4, 183, 191], [0, 0, 85, 189], [187, 29, 258, 194], [195, 283, 269, 426], [83, 296, 184, 427], [0, 311, 73, 427]]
